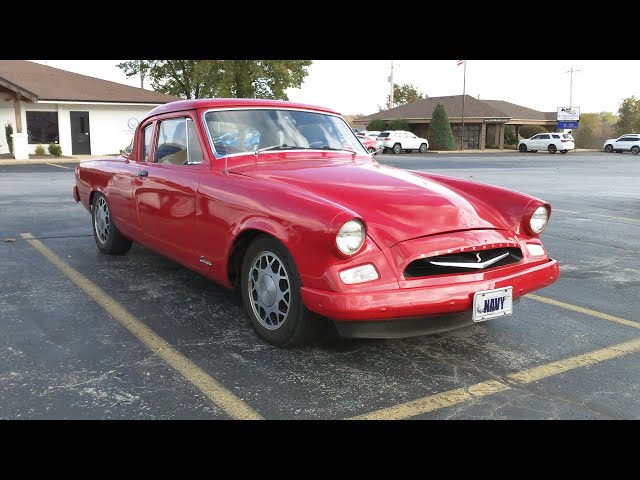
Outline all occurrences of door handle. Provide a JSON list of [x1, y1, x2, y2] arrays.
[[138, 170, 148, 178]]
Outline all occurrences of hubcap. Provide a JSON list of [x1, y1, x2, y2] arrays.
[[248, 251, 291, 330], [94, 197, 110, 244]]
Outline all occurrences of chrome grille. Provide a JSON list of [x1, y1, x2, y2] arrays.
[[403, 247, 522, 278]]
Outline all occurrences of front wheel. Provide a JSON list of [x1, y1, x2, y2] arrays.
[[631, 146, 640, 154], [392, 143, 402, 154], [419, 143, 428, 153], [604, 144, 613, 153], [548, 144, 557, 154], [518, 143, 527, 152], [240, 235, 316, 347], [92, 193, 132, 254]]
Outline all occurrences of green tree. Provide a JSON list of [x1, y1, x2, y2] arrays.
[[386, 83, 424, 109], [367, 119, 387, 131], [616, 96, 640, 134], [572, 112, 618, 148], [389, 118, 409, 130], [5, 122, 13, 154], [519, 125, 548, 139], [504, 125, 517, 145], [117, 60, 312, 100], [428, 103, 455, 150]]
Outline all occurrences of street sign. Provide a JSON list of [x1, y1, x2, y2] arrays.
[[557, 107, 580, 121], [558, 121, 579, 129]]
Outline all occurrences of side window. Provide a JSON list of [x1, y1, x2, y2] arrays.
[[531, 135, 541, 140], [539, 134, 550, 139], [552, 134, 560, 139], [154, 117, 203, 165], [142, 124, 154, 162]]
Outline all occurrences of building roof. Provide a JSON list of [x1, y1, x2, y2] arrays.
[[0, 60, 180, 104], [354, 94, 556, 124]]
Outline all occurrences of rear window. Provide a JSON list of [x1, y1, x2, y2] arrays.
[[378, 132, 391, 138], [561, 134, 574, 139]]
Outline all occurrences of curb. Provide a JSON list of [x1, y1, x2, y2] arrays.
[[0, 158, 82, 166]]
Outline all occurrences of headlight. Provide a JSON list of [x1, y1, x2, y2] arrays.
[[336, 219, 365, 255], [529, 206, 549, 234]]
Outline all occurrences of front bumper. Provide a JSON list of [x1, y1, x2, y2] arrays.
[[301, 259, 559, 333]]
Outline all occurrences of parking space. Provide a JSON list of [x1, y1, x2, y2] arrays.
[[1, 151, 638, 419]]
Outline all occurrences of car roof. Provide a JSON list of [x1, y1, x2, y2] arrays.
[[146, 98, 340, 118]]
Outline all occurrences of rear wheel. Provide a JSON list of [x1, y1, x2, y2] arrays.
[[240, 235, 317, 347], [392, 143, 402, 154], [548, 144, 557, 154], [631, 146, 640, 154], [419, 143, 428, 153], [92, 193, 132, 254], [518, 143, 527, 152], [604, 144, 613, 153]]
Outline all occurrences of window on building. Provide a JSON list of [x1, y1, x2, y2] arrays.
[[26, 112, 59, 144], [451, 124, 481, 149]]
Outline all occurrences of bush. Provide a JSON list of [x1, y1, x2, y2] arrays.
[[428, 103, 455, 150], [5, 122, 13, 154], [519, 125, 548, 139], [367, 119, 387, 131], [389, 118, 409, 131], [504, 125, 517, 145], [48, 143, 62, 157], [34, 145, 46, 156]]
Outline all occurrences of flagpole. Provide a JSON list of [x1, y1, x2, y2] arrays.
[[460, 60, 466, 151]]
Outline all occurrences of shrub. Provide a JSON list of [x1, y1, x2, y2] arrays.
[[519, 125, 548, 139], [389, 118, 409, 131], [428, 103, 455, 150], [34, 145, 46, 156], [367, 119, 387, 131], [5, 122, 13, 154], [504, 125, 517, 145], [48, 143, 62, 157]]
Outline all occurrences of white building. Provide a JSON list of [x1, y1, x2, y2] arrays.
[[0, 60, 179, 158]]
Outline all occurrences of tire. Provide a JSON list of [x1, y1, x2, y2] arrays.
[[419, 143, 428, 153], [240, 235, 316, 347], [548, 144, 557, 154], [560, 150, 568, 154], [392, 143, 402, 154], [92, 193, 132, 254], [367, 147, 375, 154], [631, 146, 640, 155], [604, 144, 613, 153], [518, 143, 527, 152]]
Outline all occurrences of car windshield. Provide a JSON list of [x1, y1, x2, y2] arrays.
[[204, 109, 367, 157], [378, 132, 391, 138]]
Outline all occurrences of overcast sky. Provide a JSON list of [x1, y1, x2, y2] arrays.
[[31, 60, 640, 116]]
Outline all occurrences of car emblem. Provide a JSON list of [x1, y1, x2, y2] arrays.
[[476, 253, 482, 263]]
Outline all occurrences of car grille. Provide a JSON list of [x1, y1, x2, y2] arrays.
[[403, 247, 522, 278]]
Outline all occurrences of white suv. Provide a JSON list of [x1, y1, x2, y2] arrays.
[[377, 130, 429, 154], [603, 134, 640, 154], [518, 132, 575, 154]]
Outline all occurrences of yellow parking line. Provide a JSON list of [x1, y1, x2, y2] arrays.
[[352, 338, 640, 420], [554, 209, 640, 223], [525, 294, 640, 329], [45, 163, 73, 169], [20, 233, 262, 420]]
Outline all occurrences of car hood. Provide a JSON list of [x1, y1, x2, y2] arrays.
[[231, 159, 510, 247]]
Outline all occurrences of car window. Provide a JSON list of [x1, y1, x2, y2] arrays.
[[378, 132, 390, 138], [561, 134, 573, 139], [552, 134, 560, 139], [142, 124, 154, 162], [154, 117, 203, 165], [531, 135, 541, 140], [539, 134, 550, 140]]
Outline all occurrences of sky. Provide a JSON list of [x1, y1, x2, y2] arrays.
[[31, 60, 640, 116]]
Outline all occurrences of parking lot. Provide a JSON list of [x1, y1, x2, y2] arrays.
[[1, 151, 638, 419]]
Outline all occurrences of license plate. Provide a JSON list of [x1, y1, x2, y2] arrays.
[[473, 287, 513, 322]]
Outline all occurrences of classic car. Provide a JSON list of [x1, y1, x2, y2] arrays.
[[355, 133, 381, 154], [74, 98, 559, 347]]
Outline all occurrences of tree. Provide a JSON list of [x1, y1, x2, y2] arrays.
[[616, 96, 640, 134], [385, 83, 424, 109], [117, 60, 312, 100], [389, 118, 409, 130], [428, 103, 455, 150], [519, 125, 548, 139], [504, 125, 517, 145], [571, 112, 617, 148], [367, 119, 387, 131]]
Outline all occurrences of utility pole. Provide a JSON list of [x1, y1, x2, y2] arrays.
[[566, 67, 580, 107], [139, 60, 144, 89], [389, 60, 394, 108]]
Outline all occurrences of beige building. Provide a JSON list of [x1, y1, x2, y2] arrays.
[[353, 95, 557, 150]]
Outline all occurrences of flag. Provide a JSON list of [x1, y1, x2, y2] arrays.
[[457, 60, 465, 66]]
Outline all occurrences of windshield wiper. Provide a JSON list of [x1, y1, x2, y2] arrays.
[[254, 144, 310, 155], [321, 146, 357, 155]]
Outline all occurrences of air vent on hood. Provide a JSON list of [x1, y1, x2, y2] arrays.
[[404, 247, 522, 278]]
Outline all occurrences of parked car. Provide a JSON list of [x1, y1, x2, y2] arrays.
[[603, 134, 640, 154], [74, 98, 559, 347], [377, 130, 429, 154], [365, 130, 381, 138], [518, 132, 575, 154], [356, 133, 381, 154]]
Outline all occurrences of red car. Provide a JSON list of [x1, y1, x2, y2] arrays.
[[356, 133, 380, 154], [74, 98, 559, 347]]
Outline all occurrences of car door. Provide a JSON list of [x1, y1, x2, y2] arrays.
[[527, 134, 541, 149], [537, 134, 550, 150], [134, 114, 208, 265], [407, 132, 420, 149], [613, 137, 626, 150]]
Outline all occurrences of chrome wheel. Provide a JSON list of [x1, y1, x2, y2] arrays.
[[94, 196, 110, 244], [248, 251, 291, 330]]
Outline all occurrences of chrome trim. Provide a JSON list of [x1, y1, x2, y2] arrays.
[[429, 251, 510, 270], [201, 107, 367, 160]]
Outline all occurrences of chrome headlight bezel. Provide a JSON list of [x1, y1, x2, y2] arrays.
[[336, 219, 366, 256], [529, 205, 549, 234]]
